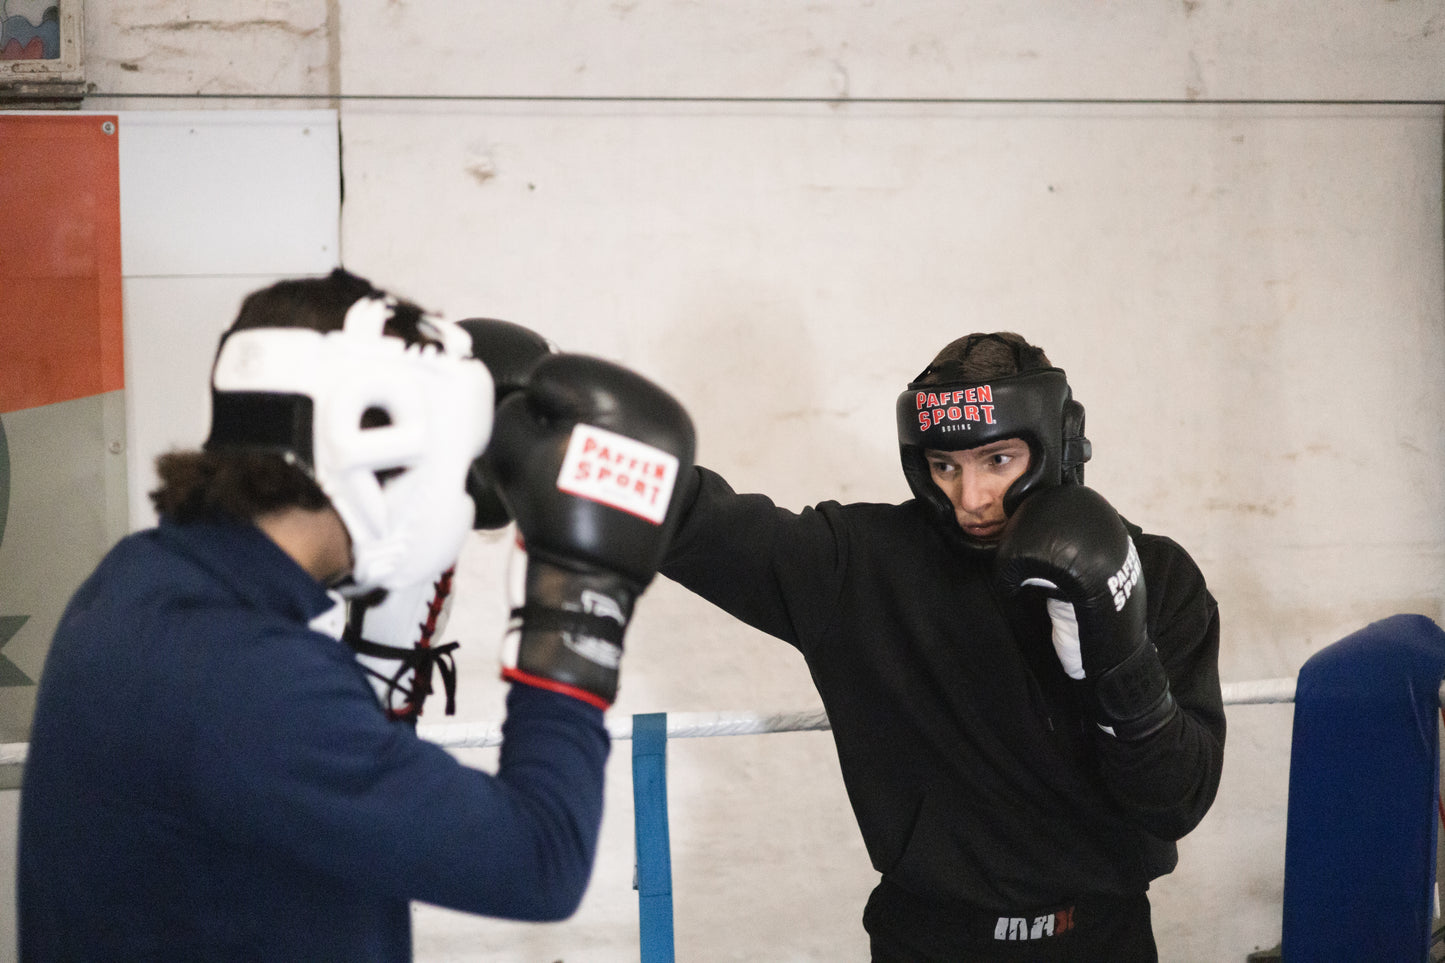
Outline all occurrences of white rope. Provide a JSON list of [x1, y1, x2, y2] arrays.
[[419, 680, 1312, 749], [0, 678, 1432, 764], [607, 708, 833, 742], [1221, 676, 1298, 705], [410, 708, 833, 751]]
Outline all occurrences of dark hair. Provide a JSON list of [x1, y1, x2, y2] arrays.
[[150, 450, 329, 522], [915, 332, 1051, 385], [149, 269, 430, 524], [227, 268, 435, 346]]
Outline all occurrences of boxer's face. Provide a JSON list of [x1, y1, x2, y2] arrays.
[[924, 438, 1031, 543]]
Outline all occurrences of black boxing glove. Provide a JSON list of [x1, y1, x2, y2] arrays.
[[488, 354, 696, 709], [994, 485, 1178, 740], [457, 318, 556, 530]]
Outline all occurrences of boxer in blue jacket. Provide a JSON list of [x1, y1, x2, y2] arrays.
[[17, 269, 694, 961], [661, 332, 1224, 962]]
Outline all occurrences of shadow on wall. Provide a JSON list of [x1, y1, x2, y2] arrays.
[[650, 274, 891, 511]]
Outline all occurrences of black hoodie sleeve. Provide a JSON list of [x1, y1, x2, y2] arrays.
[[1092, 531, 1226, 840], [659, 466, 849, 651]]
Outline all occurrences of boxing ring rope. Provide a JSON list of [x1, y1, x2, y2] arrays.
[[412, 676, 1307, 749], [0, 675, 1422, 765], [422, 675, 1311, 747]]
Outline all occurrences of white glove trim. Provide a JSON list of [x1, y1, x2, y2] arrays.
[[1020, 577, 1086, 681]]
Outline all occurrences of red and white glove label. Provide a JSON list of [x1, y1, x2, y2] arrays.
[[556, 423, 680, 525]]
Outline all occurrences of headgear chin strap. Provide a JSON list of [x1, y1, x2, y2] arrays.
[[895, 367, 1091, 544], [206, 297, 494, 596]]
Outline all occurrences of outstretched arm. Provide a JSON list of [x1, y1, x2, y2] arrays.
[[660, 466, 850, 651]]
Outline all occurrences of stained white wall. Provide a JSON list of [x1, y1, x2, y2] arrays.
[[28, 2, 1445, 961]]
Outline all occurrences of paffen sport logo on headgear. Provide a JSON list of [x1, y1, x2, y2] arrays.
[[898, 369, 1070, 455], [206, 296, 495, 596], [909, 384, 998, 435]]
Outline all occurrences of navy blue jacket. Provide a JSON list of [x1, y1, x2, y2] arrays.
[[19, 517, 609, 962]]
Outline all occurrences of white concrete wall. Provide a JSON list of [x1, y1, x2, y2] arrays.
[[26, 2, 1445, 960]]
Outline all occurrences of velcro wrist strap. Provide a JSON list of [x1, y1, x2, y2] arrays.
[[1093, 643, 1179, 740], [513, 604, 626, 643]]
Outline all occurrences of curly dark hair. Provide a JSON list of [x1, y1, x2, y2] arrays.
[[915, 331, 1052, 385], [149, 268, 432, 524], [150, 450, 328, 523]]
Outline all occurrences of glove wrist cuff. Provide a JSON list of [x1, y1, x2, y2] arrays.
[[1092, 643, 1178, 740], [501, 602, 625, 709], [502, 665, 614, 710]]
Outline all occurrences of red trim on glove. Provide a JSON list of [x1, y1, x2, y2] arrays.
[[501, 666, 612, 711]]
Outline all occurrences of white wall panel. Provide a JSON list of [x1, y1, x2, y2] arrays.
[[117, 110, 339, 277]]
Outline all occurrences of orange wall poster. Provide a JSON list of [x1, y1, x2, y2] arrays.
[[0, 114, 123, 416]]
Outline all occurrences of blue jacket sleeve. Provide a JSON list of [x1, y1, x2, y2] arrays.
[[189, 624, 610, 922]]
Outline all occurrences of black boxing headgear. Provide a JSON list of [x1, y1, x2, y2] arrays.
[[896, 365, 1091, 542]]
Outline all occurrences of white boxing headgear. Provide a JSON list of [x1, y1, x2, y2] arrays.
[[206, 296, 494, 595]]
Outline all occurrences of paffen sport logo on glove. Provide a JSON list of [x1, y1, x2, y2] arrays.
[[1108, 539, 1142, 612], [556, 424, 680, 525]]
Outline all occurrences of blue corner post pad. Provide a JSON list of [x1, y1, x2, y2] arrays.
[[633, 712, 675, 963], [1282, 613, 1445, 963]]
